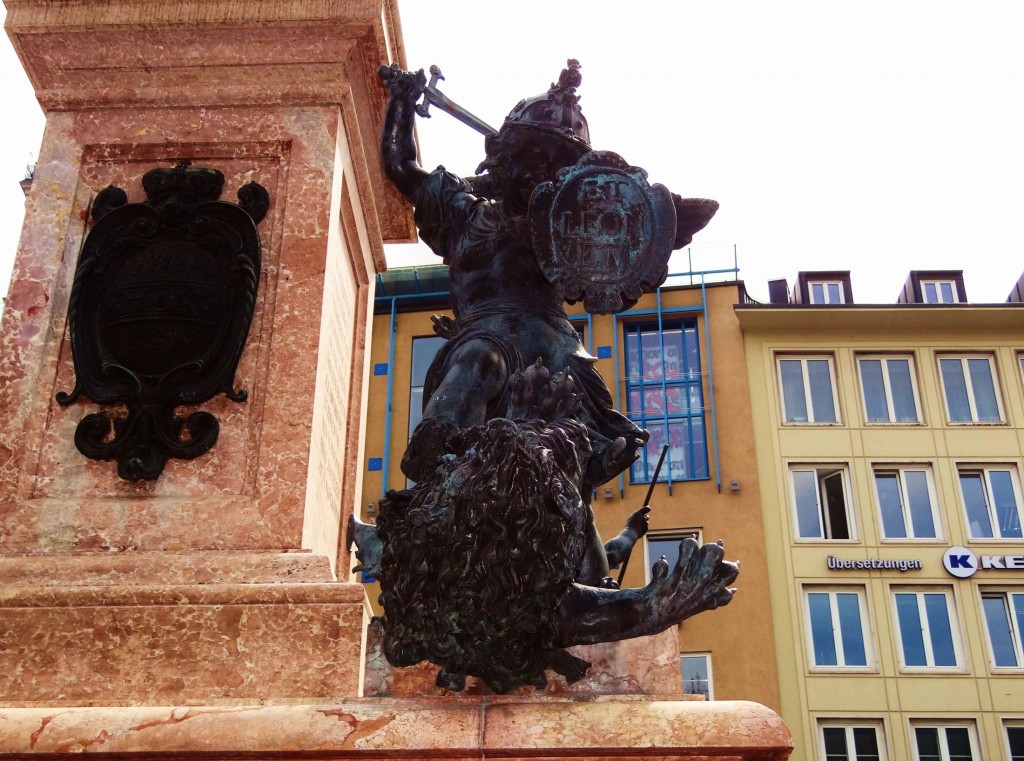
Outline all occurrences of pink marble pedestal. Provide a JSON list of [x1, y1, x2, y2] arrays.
[[0, 0, 409, 708], [0, 699, 792, 760]]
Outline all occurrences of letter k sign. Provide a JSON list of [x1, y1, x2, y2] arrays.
[[943, 546, 978, 579]]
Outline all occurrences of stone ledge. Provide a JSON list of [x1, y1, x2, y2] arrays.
[[0, 699, 792, 759], [0, 581, 370, 706], [0, 551, 335, 587]]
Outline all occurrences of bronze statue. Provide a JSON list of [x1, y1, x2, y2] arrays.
[[350, 60, 736, 693]]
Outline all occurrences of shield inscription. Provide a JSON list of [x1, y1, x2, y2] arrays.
[[529, 151, 676, 314]]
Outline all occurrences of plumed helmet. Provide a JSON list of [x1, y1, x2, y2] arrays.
[[501, 59, 591, 149]]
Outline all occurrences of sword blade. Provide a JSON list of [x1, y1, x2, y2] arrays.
[[422, 85, 497, 136]]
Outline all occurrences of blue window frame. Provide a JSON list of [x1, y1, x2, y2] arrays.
[[623, 320, 707, 483]]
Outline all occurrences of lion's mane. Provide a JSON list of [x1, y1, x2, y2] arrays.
[[376, 416, 590, 693]]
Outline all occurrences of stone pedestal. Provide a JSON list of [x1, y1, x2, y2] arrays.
[[0, 0, 412, 707], [0, 699, 791, 759], [0, 2, 791, 758]]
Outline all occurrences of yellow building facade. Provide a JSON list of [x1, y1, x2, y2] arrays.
[[738, 289, 1024, 761], [359, 265, 781, 709]]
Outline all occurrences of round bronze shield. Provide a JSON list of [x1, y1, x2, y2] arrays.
[[529, 150, 676, 314]]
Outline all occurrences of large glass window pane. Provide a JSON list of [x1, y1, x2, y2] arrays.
[[853, 727, 881, 760], [408, 336, 446, 438], [905, 470, 937, 538], [680, 654, 711, 699], [837, 593, 867, 666], [990, 470, 1023, 538], [924, 593, 957, 666], [808, 359, 837, 422], [625, 321, 706, 484], [888, 359, 918, 421], [945, 727, 973, 761], [793, 470, 822, 538], [823, 727, 849, 760], [967, 358, 1000, 421], [896, 593, 927, 666], [940, 359, 971, 422], [860, 359, 889, 422], [1014, 592, 1024, 646], [960, 473, 994, 538], [876, 473, 907, 538], [915, 727, 941, 761], [1008, 726, 1024, 761], [780, 360, 808, 423], [982, 595, 1019, 667], [808, 592, 838, 665]]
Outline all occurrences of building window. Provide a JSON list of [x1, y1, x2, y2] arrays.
[[893, 589, 961, 669], [819, 723, 885, 761], [958, 467, 1023, 539], [791, 465, 854, 540], [858, 355, 920, 423], [808, 280, 847, 305], [680, 653, 713, 699], [408, 336, 446, 438], [1005, 722, 1024, 761], [778, 356, 839, 424], [911, 724, 978, 761], [644, 530, 701, 584], [938, 355, 1002, 423], [804, 588, 871, 668], [980, 590, 1024, 668], [920, 280, 959, 304], [874, 467, 940, 540], [624, 321, 707, 483]]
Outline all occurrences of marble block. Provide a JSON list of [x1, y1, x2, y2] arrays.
[[365, 619, 686, 697], [0, 552, 371, 706], [0, 698, 793, 759]]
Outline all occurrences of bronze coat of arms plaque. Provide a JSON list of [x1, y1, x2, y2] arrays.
[[529, 150, 676, 314], [57, 162, 268, 481]]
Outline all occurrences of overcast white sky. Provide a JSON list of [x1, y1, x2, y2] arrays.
[[2, 0, 1023, 307]]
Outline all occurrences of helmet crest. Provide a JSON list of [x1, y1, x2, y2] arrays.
[[502, 59, 591, 148]]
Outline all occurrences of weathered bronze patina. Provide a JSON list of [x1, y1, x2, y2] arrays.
[[57, 162, 268, 481], [351, 60, 731, 693]]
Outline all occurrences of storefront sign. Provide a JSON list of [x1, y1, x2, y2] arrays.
[[943, 546, 1024, 579], [826, 556, 923, 572]]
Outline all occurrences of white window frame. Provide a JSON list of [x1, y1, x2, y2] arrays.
[[920, 280, 959, 304], [980, 589, 1024, 670], [808, 280, 846, 305], [857, 354, 921, 424], [680, 652, 713, 700], [938, 354, 1004, 424], [644, 529, 701, 584], [910, 722, 979, 761], [892, 588, 964, 671], [957, 465, 1024, 540], [789, 465, 857, 541], [777, 355, 841, 425], [803, 587, 874, 670], [873, 466, 942, 541], [818, 721, 887, 761], [1004, 720, 1024, 761]]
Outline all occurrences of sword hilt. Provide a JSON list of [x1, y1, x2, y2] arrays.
[[415, 65, 445, 118]]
